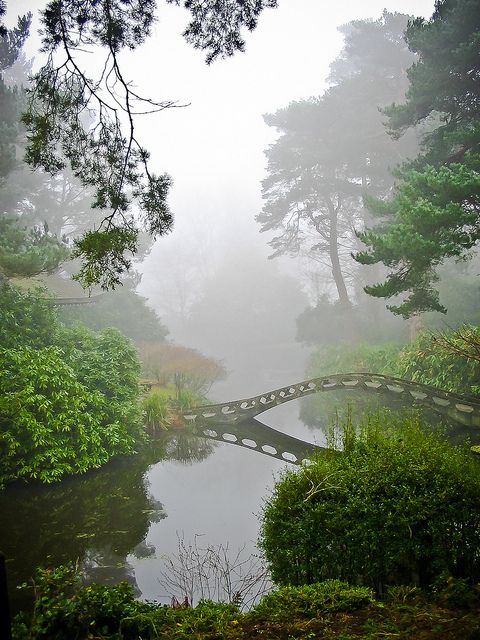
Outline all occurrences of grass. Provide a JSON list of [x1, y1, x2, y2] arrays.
[[141, 385, 206, 432]]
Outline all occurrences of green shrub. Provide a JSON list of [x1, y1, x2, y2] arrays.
[[306, 342, 400, 379], [259, 412, 480, 593], [390, 326, 480, 395], [0, 328, 143, 487], [13, 565, 239, 640], [0, 283, 58, 349], [177, 386, 203, 409], [55, 325, 144, 442], [0, 346, 107, 485], [252, 580, 375, 621]]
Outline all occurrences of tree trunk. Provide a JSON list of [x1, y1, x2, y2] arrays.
[[409, 315, 423, 342], [328, 202, 351, 307]]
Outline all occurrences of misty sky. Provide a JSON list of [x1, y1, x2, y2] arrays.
[[7, 1, 435, 336]]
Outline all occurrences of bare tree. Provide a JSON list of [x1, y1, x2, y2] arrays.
[[158, 534, 271, 610]]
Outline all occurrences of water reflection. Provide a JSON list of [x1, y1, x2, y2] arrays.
[[0, 433, 214, 614], [3, 394, 466, 617]]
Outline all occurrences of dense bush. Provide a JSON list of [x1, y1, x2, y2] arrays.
[[0, 336, 143, 486], [306, 341, 400, 378], [0, 326, 143, 487], [252, 580, 374, 621], [13, 565, 480, 639], [391, 326, 480, 396], [305, 326, 480, 396], [0, 283, 58, 349], [13, 565, 240, 640], [56, 325, 143, 435], [259, 413, 480, 592]]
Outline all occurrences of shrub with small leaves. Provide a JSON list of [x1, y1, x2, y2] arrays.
[[251, 580, 375, 621], [260, 412, 480, 592], [0, 326, 143, 487]]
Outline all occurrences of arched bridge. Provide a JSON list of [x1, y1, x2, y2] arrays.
[[183, 373, 480, 428], [180, 373, 480, 465]]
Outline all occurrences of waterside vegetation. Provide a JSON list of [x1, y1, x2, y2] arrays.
[[12, 565, 480, 639], [0, 282, 219, 488]]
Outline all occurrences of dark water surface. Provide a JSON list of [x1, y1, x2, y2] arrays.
[[0, 398, 321, 614], [2, 377, 466, 614]]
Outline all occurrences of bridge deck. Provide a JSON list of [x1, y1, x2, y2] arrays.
[[183, 373, 480, 429]]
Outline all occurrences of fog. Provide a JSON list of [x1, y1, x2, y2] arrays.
[[130, 0, 436, 399], [7, 0, 480, 614], [8, 1, 437, 402]]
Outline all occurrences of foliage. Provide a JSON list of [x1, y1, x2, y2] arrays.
[[13, 564, 240, 640], [54, 325, 144, 436], [259, 412, 480, 592], [304, 325, 480, 396], [423, 258, 480, 329], [389, 326, 480, 395], [0, 283, 58, 349], [0, 9, 30, 179], [306, 341, 399, 379], [174, 0, 278, 65], [356, 0, 480, 316], [142, 389, 172, 432], [0, 346, 112, 485], [252, 580, 374, 621], [22, 0, 277, 289], [0, 324, 144, 487], [12, 565, 480, 639], [138, 342, 226, 398], [356, 161, 480, 316], [59, 284, 169, 345], [0, 215, 69, 279], [0, 11, 68, 280], [296, 294, 407, 346]]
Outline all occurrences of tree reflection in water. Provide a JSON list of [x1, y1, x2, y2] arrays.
[[0, 432, 216, 613]]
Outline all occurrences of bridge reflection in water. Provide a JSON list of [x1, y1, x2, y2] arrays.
[[191, 417, 324, 466], [182, 373, 480, 465]]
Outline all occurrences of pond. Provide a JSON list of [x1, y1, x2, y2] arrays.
[[1, 373, 470, 615], [0, 393, 324, 615]]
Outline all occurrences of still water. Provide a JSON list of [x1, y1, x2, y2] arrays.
[[0, 396, 324, 614]]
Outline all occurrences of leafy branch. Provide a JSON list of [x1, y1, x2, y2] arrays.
[[22, 0, 180, 289]]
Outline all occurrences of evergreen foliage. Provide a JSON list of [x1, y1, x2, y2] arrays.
[[260, 413, 480, 592], [356, 0, 480, 316], [0, 10, 69, 281], [21, 0, 278, 289]]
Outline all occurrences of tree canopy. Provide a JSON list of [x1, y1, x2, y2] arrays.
[[0, 7, 69, 280], [2, 0, 278, 289], [257, 11, 418, 309], [355, 0, 480, 317]]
